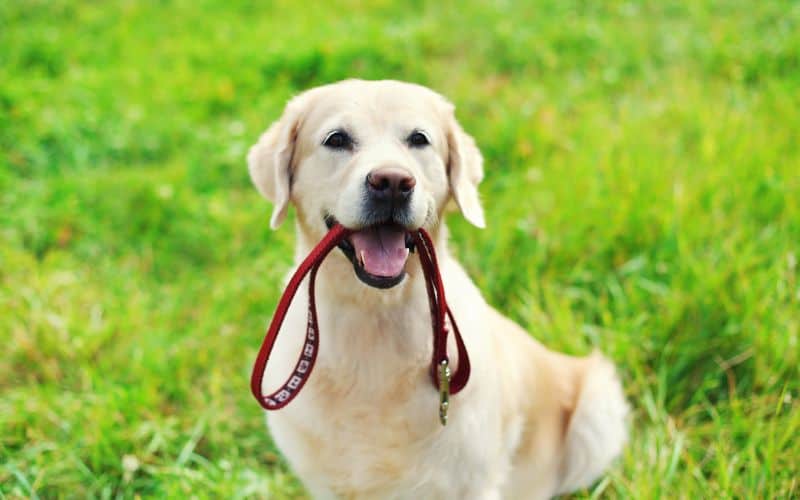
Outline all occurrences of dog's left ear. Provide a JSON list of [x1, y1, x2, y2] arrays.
[[247, 94, 310, 229], [445, 111, 486, 228]]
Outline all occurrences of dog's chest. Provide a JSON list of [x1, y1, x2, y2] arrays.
[[269, 319, 496, 495], [263, 270, 506, 496], [268, 381, 503, 499]]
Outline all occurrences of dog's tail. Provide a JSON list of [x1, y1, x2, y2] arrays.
[[556, 353, 629, 494]]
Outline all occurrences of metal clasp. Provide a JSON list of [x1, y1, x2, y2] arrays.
[[438, 359, 451, 426]]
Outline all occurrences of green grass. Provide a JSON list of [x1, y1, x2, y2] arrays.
[[1, 0, 798, 497]]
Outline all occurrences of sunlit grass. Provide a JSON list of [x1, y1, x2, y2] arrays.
[[1, 0, 798, 497]]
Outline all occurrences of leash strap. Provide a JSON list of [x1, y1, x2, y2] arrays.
[[250, 224, 471, 419], [249, 224, 348, 410]]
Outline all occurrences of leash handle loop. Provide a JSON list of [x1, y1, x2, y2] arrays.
[[250, 224, 471, 414], [249, 224, 349, 410]]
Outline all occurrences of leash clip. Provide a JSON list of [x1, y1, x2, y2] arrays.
[[438, 359, 451, 426]]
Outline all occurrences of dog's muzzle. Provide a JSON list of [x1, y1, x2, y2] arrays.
[[360, 167, 417, 228], [322, 167, 419, 289]]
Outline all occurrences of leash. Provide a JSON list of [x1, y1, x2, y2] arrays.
[[250, 223, 471, 425]]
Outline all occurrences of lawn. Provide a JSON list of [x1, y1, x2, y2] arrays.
[[1, 0, 798, 497]]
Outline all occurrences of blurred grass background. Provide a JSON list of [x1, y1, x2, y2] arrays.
[[1, 0, 798, 497]]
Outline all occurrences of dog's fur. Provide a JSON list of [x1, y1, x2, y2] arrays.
[[248, 79, 628, 499]]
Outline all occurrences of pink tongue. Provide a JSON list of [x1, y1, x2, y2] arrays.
[[350, 226, 410, 277]]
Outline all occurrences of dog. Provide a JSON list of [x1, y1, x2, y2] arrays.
[[247, 79, 628, 499]]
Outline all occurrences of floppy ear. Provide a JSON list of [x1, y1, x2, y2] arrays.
[[446, 114, 486, 228], [247, 96, 307, 229]]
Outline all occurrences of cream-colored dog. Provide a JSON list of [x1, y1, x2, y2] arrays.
[[248, 79, 628, 499]]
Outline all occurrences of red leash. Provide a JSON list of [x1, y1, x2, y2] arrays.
[[250, 224, 470, 425]]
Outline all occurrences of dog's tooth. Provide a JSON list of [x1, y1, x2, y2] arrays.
[[359, 250, 366, 266]]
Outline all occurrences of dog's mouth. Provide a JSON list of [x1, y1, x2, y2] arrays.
[[325, 215, 416, 289]]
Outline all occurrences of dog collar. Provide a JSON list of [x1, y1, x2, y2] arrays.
[[249, 223, 471, 426]]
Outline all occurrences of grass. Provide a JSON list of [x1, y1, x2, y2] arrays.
[[1, 0, 798, 497]]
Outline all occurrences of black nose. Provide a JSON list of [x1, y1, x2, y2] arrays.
[[366, 167, 416, 203]]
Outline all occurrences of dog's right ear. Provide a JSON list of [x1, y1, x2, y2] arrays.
[[445, 111, 486, 229], [247, 95, 308, 229]]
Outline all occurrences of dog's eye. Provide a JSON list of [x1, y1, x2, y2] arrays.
[[323, 131, 353, 150], [407, 131, 430, 148]]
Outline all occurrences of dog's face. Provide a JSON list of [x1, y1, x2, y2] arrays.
[[248, 79, 484, 289]]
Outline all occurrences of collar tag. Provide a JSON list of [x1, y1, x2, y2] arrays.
[[438, 359, 451, 426]]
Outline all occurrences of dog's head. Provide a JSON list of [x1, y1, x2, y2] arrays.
[[248, 79, 484, 289]]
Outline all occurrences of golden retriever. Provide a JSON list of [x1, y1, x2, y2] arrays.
[[248, 79, 628, 499]]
